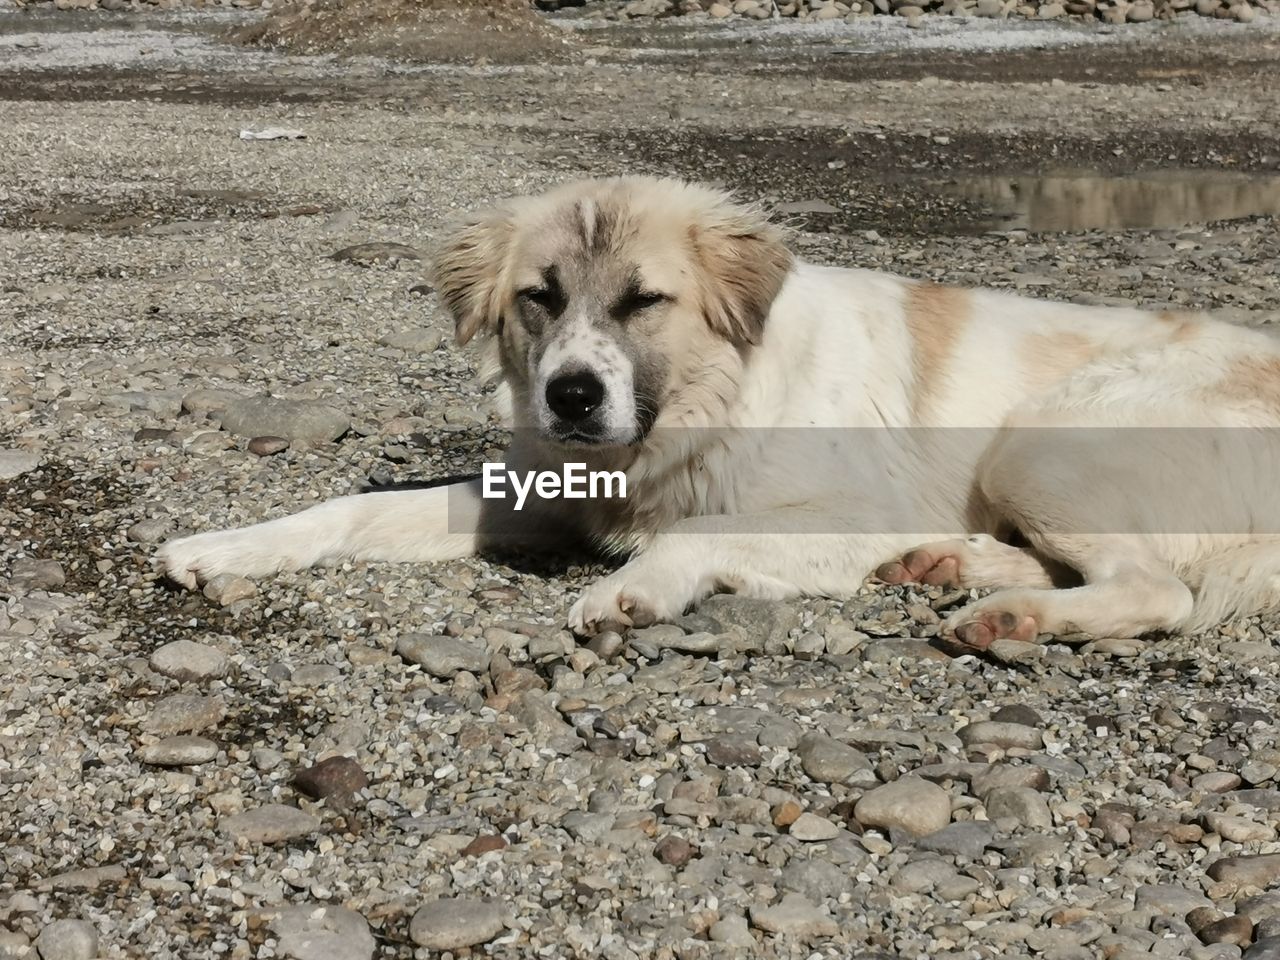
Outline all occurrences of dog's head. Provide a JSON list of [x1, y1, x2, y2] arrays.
[[432, 177, 792, 447]]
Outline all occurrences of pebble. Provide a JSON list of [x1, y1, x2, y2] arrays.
[[137, 735, 219, 766], [1206, 813, 1276, 844], [396, 634, 490, 677], [218, 396, 350, 444], [917, 820, 999, 858], [9, 558, 65, 592], [222, 804, 321, 844], [202, 573, 258, 606], [34, 920, 97, 960], [790, 812, 842, 841], [248, 435, 290, 456], [957, 720, 1045, 750], [654, 835, 699, 866], [709, 915, 755, 946], [144, 693, 226, 735], [149, 639, 228, 682], [409, 898, 508, 950], [798, 732, 871, 783], [293, 756, 369, 801], [0, 450, 40, 479], [984, 786, 1053, 829], [854, 776, 951, 836], [126, 517, 172, 543], [379, 328, 444, 352], [1208, 855, 1280, 888], [749, 893, 839, 939], [269, 903, 375, 960]]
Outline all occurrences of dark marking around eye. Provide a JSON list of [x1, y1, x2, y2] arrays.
[[612, 280, 669, 320], [518, 266, 566, 316]]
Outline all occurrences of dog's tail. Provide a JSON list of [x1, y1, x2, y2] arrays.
[[1185, 538, 1280, 633]]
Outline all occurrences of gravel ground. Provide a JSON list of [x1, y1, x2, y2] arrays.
[[4, 8, 1280, 960]]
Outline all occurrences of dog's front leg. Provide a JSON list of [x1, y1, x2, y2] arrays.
[[568, 511, 923, 635], [158, 478, 560, 589]]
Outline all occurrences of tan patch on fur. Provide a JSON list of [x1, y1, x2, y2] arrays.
[[1018, 331, 1100, 388], [1218, 356, 1280, 414], [903, 282, 970, 421], [1156, 309, 1204, 342]]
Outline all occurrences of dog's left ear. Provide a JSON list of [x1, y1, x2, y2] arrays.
[[431, 209, 516, 346], [692, 202, 793, 347]]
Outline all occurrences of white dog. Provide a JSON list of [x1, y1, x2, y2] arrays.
[[159, 176, 1280, 650]]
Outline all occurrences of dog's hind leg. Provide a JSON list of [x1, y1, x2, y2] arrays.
[[940, 533, 1194, 649], [875, 534, 1062, 590]]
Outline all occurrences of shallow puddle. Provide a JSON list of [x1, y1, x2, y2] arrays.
[[937, 169, 1280, 232]]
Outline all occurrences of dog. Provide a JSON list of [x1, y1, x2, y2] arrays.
[[159, 176, 1280, 650]]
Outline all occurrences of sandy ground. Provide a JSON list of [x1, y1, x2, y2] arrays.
[[3, 6, 1280, 960]]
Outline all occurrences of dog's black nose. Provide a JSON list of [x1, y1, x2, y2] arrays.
[[546, 372, 605, 423]]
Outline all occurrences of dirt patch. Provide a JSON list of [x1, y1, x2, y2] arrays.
[[0, 187, 326, 235], [563, 126, 1280, 234], [232, 0, 574, 63]]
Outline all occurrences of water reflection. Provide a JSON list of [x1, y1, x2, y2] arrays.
[[940, 170, 1280, 232]]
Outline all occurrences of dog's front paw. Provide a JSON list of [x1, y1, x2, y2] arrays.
[[155, 529, 281, 590], [568, 566, 692, 636]]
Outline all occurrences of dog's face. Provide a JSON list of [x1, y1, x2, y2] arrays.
[[432, 177, 792, 447]]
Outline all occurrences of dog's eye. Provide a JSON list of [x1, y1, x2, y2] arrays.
[[519, 287, 557, 309], [615, 290, 669, 318]]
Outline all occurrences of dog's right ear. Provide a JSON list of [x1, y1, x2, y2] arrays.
[[431, 209, 516, 346]]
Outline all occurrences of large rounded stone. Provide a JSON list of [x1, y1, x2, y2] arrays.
[[854, 776, 951, 837], [409, 898, 508, 950], [218, 396, 349, 444]]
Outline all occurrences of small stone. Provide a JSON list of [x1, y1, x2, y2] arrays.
[[144, 693, 226, 735], [1234, 1, 1256, 20], [10, 558, 65, 592], [202, 574, 258, 606], [137, 735, 219, 766], [218, 396, 349, 445], [984, 786, 1053, 829], [461, 835, 507, 858], [330, 241, 423, 266], [789, 812, 841, 842], [798, 733, 871, 783], [855, 777, 951, 837], [1206, 813, 1277, 843], [705, 734, 763, 767], [1208, 855, 1280, 888], [269, 903, 375, 960], [989, 639, 1043, 664], [1196, 771, 1244, 793], [992, 704, 1044, 727], [709, 915, 755, 946], [34, 920, 97, 960], [149, 639, 228, 682], [1090, 638, 1144, 657], [772, 800, 803, 828], [958, 721, 1045, 750], [293, 756, 369, 802], [409, 899, 508, 950], [918, 820, 999, 859], [396, 635, 490, 677], [0, 450, 40, 479], [379, 328, 443, 353], [248, 436, 290, 456], [223, 804, 321, 844], [655, 835, 699, 866], [749, 893, 838, 940], [126, 518, 173, 544], [1200, 915, 1254, 947]]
